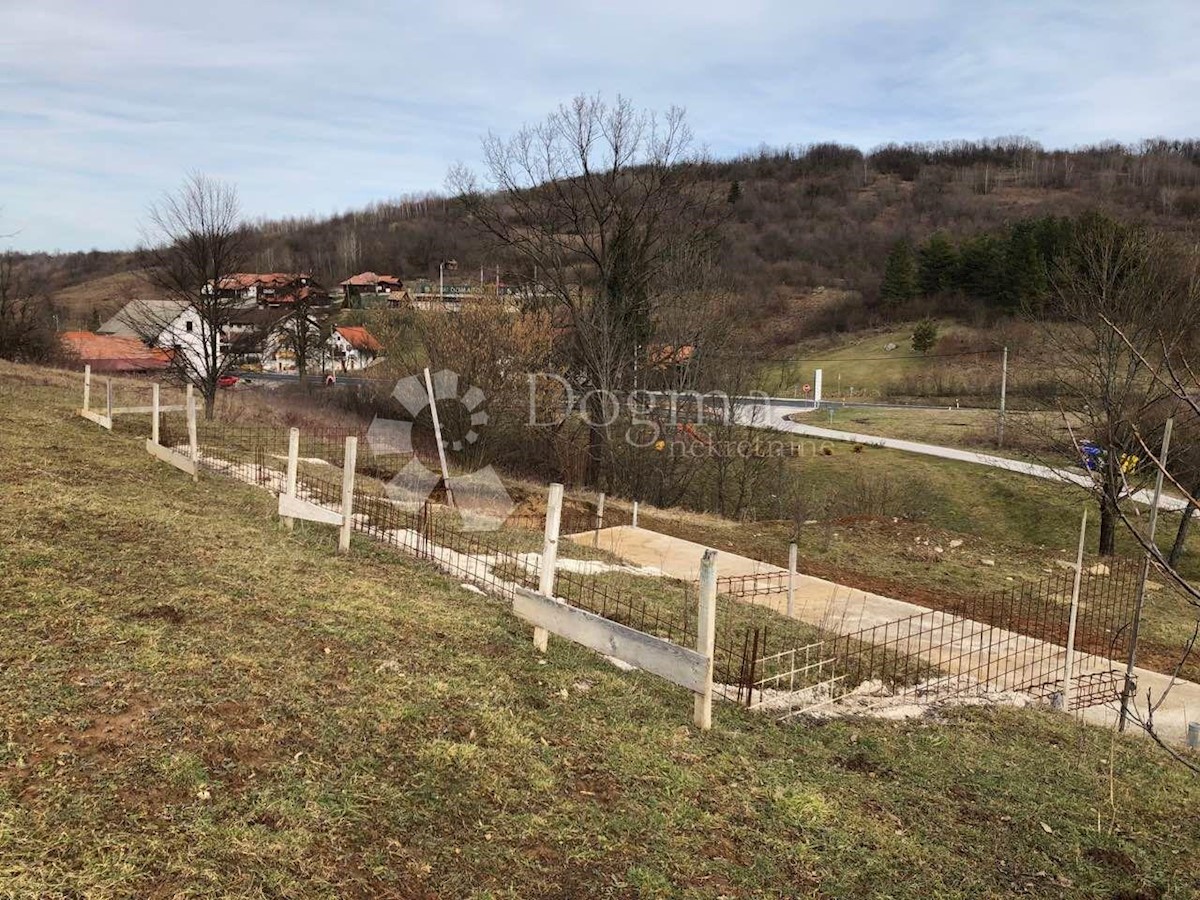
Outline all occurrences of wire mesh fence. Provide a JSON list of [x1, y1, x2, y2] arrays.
[[140, 412, 1143, 722], [735, 557, 1141, 715]]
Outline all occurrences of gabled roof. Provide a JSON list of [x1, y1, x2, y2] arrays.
[[216, 273, 313, 291], [334, 325, 382, 353], [646, 344, 696, 368], [227, 305, 288, 327], [270, 284, 330, 305], [61, 332, 172, 372], [341, 271, 403, 288], [97, 298, 191, 340]]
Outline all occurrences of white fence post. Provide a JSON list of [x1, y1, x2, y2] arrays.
[[82, 365, 91, 412], [186, 392, 199, 482], [536, 483, 564, 653], [105, 379, 113, 429], [695, 548, 718, 730], [787, 542, 797, 617], [151, 384, 160, 445], [338, 436, 357, 554], [593, 491, 606, 547], [632, 500, 639, 529], [284, 427, 300, 533], [1062, 508, 1087, 711]]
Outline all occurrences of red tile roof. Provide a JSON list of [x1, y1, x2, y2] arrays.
[[61, 331, 172, 372], [335, 325, 382, 353], [340, 271, 403, 288], [217, 273, 312, 290]]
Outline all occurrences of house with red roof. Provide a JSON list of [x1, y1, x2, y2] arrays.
[[60, 331, 172, 373], [328, 325, 382, 372], [210, 273, 331, 307]]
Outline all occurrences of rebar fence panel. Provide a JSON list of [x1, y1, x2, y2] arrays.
[[731, 554, 1141, 716], [145, 415, 1143, 723]]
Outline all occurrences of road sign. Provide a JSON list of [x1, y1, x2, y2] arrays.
[[802, 383, 811, 394]]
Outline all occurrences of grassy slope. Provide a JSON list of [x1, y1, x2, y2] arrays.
[[760, 325, 948, 398], [2, 362, 1199, 898]]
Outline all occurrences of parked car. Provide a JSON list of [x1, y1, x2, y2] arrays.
[[217, 375, 239, 389]]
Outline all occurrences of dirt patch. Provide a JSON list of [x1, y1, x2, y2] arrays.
[[1083, 846, 1139, 877], [133, 603, 186, 624], [31, 699, 154, 767]]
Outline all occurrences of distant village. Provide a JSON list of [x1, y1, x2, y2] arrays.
[[57, 266, 503, 379]]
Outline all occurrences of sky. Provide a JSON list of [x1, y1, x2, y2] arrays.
[[2, 0, 1198, 252]]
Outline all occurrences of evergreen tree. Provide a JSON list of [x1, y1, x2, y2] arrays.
[[88, 307, 102, 332], [917, 231, 958, 295], [727, 180, 742, 204], [1002, 221, 1047, 313], [911, 318, 939, 353], [880, 239, 918, 309], [954, 234, 1005, 308]]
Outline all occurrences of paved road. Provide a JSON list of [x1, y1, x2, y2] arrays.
[[736, 397, 1190, 513]]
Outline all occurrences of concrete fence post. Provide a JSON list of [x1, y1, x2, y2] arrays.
[[151, 384, 160, 445], [1188, 722, 1200, 750], [186, 393, 199, 483], [593, 491, 606, 547], [536, 483, 564, 653], [632, 501, 639, 529], [83, 365, 91, 412], [105, 379, 113, 430], [338, 436, 357, 554], [284, 427, 300, 533], [787, 542, 797, 617], [695, 548, 718, 730], [1061, 508, 1088, 712]]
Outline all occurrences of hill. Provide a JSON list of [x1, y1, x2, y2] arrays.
[[3, 361, 1200, 896], [14, 138, 1200, 329]]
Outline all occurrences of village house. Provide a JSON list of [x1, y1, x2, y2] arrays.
[[60, 331, 171, 373], [328, 325, 382, 372], [98, 298, 218, 378], [210, 273, 331, 307], [340, 272, 403, 306]]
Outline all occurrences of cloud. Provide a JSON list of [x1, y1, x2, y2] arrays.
[[2, 0, 1198, 251]]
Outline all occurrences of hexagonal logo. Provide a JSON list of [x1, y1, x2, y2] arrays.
[[367, 369, 513, 531]]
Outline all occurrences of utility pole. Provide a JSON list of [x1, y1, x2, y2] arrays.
[[1118, 417, 1173, 732], [997, 346, 1008, 448], [439, 261, 445, 305]]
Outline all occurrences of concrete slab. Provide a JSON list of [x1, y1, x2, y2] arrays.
[[573, 525, 1200, 745]]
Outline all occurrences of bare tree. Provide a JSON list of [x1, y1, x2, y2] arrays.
[[0, 251, 59, 363], [1099, 318, 1200, 766], [448, 95, 728, 486], [274, 290, 333, 386], [135, 174, 252, 418], [1031, 212, 1200, 555]]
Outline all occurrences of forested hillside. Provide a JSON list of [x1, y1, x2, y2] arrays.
[[15, 138, 1200, 330]]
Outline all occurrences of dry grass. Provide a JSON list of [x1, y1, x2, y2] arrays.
[[2, 360, 1200, 896]]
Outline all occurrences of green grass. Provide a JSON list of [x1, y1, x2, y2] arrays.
[[758, 325, 936, 396], [805, 404, 1077, 463], [3, 361, 1200, 897]]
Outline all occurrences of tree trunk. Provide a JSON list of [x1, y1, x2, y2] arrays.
[[1168, 498, 1197, 568], [584, 392, 606, 489], [1098, 494, 1117, 557]]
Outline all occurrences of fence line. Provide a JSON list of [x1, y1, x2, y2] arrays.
[[108, 395, 1143, 725]]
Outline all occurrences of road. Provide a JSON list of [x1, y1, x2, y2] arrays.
[[235, 374, 1186, 514], [736, 396, 1190, 513]]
